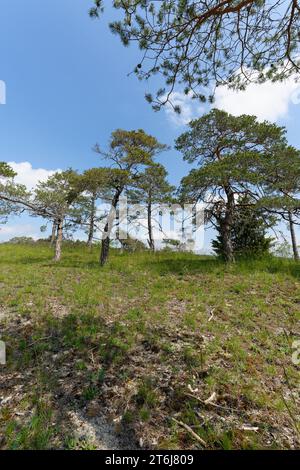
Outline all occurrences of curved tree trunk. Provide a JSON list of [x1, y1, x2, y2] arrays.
[[50, 220, 57, 246], [54, 218, 63, 262], [87, 193, 96, 250], [288, 211, 299, 261]]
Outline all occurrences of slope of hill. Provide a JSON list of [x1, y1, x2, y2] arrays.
[[0, 244, 299, 450]]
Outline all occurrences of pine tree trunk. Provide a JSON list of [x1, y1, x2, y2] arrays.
[[288, 211, 299, 261], [50, 220, 57, 246], [100, 234, 110, 266], [147, 199, 155, 251], [222, 185, 235, 263], [54, 218, 63, 262], [100, 189, 122, 266], [222, 223, 234, 263], [87, 194, 96, 250]]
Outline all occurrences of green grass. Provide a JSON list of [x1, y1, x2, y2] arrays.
[[0, 243, 299, 449]]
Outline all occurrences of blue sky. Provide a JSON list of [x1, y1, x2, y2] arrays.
[[0, 0, 190, 176], [0, 0, 299, 249]]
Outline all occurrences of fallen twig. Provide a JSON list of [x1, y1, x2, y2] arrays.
[[28, 336, 52, 347], [171, 417, 207, 448], [204, 391, 217, 404], [208, 308, 215, 322]]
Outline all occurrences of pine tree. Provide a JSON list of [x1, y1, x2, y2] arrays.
[[93, 129, 167, 265], [212, 200, 273, 259], [90, 1, 300, 108], [177, 109, 286, 262]]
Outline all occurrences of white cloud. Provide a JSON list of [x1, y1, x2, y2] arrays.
[[164, 72, 300, 125], [8, 161, 61, 190], [214, 78, 300, 122], [164, 91, 205, 126], [0, 223, 40, 241]]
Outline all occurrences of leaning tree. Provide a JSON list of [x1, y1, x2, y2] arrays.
[[94, 129, 167, 265], [90, 0, 300, 108], [33, 170, 83, 261], [177, 109, 287, 262]]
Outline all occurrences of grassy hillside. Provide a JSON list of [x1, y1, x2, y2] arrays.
[[0, 243, 299, 450]]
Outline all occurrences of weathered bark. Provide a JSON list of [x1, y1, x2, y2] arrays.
[[100, 189, 122, 266], [100, 235, 110, 266], [221, 222, 234, 263], [147, 198, 155, 251], [50, 220, 57, 246], [87, 193, 96, 250], [288, 211, 299, 261], [221, 185, 235, 263], [54, 218, 63, 262]]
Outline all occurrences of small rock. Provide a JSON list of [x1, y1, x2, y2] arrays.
[[86, 401, 101, 418]]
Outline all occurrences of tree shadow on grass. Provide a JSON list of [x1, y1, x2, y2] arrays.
[[0, 308, 139, 450], [141, 255, 300, 279], [141, 256, 222, 276]]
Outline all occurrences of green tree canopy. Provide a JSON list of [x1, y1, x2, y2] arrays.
[[0, 162, 16, 178], [0, 162, 29, 224], [94, 128, 168, 173], [34, 170, 81, 220], [130, 163, 174, 205]]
